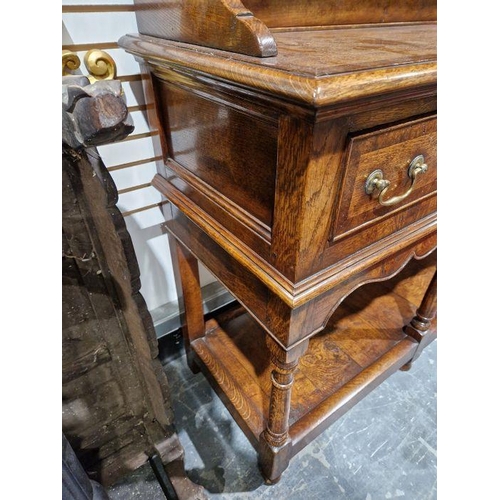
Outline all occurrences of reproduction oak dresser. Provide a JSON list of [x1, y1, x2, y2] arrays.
[[119, 0, 437, 483]]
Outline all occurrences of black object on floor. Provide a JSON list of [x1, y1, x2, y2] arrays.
[[107, 335, 437, 499], [149, 453, 177, 499]]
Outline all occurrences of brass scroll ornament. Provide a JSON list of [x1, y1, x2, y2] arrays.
[[365, 155, 428, 207], [62, 49, 117, 83], [62, 50, 81, 75], [84, 50, 117, 83]]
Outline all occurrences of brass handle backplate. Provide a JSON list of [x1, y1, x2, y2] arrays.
[[364, 155, 428, 207]]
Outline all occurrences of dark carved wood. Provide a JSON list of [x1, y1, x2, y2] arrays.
[[62, 76, 133, 149], [120, 1, 437, 484], [62, 76, 206, 499]]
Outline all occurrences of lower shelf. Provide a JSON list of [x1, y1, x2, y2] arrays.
[[190, 257, 436, 455]]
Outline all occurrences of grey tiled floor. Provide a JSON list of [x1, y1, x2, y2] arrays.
[[108, 335, 437, 500]]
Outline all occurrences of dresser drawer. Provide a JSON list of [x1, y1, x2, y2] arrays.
[[333, 116, 436, 240]]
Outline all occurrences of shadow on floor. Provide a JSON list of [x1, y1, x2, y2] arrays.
[[108, 333, 437, 500]]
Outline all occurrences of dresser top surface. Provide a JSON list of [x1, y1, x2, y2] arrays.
[[221, 24, 435, 77], [120, 23, 436, 107]]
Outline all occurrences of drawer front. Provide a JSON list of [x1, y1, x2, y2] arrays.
[[333, 115, 436, 240]]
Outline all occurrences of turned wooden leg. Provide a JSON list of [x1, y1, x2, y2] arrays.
[[401, 270, 437, 370], [259, 336, 309, 484], [171, 239, 205, 373]]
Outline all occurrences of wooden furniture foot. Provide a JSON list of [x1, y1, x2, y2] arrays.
[[262, 471, 282, 486], [402, 271, 437, 370], [258, 337, 309, 483]]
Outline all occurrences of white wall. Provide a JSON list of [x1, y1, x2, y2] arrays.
[[62, 1, 219, 317]]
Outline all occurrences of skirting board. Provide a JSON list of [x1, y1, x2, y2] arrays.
[[150, 281, 235, 339]]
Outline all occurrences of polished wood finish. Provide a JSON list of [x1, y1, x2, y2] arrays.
[[120, 24, 436, 107], [156, 174, 436, 348], [259, 335, 309, 482], [132, 0, 436, 58], [175, 242, 205, 373], [62, 76, 206, 498], [402, 270, 437, 369], [335, 116, 436, 239], [133, 0, 277, 57], [244, 0, 436, 28], [120, 2, 437, 483], [189, 256, 435, 477], [156, 80, 278, 228]]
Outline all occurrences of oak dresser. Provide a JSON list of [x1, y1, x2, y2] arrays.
[[119, 0, 437, 483]]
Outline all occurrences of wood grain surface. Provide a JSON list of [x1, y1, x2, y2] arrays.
[[133, 0, 277, 57], [244, 0, 436, 28], [119, 23, 436, 108], [124, 6, 438, 483], [189, 256, 435, 444], [147, 61, 436, 292], [334, 115, 437, 239], [156, 80, 277, 227]]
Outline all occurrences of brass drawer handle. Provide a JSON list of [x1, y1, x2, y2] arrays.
[[364, 155, 428, 207]]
